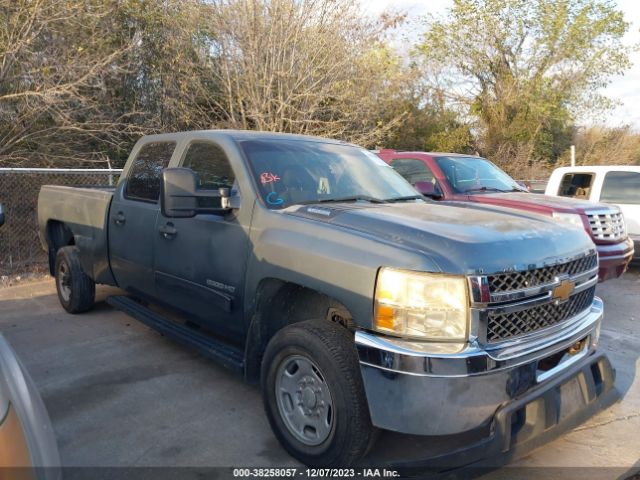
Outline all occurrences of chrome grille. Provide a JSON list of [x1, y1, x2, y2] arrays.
[[487, 254, 598, 293], [487, 286, 596, 343], [587, 211, 626, 240]]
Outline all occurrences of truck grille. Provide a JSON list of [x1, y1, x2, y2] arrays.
[[487, 286, 596, 342], [587, 211, 626, 240], [487, 253, 598, 293]]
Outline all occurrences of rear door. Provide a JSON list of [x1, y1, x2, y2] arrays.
[[598, 171, 640, 237], [153, 140, 251, 338], [108, 141, 176, 298]]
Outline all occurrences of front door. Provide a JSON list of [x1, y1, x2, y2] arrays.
[[153, 141, 251, 338], [108, 141, 176, 298], [599, 171, 640, 238]]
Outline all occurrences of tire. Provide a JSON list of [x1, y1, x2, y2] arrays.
[[261, 319, 377, 467], [55, 246, 95, 314]]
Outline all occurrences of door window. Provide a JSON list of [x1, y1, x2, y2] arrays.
[[125, 142, 176, 202], [557, 173, 594, 199], [600, 171, 640, 204], [182, 141, 236, 208], [390, 159, 436, 185], [182, 142, 236, 191]]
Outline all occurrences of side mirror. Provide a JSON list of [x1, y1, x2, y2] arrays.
[[414, 181, 442, 199], [161, 168, 233, 218], [0, 203, 4, 227]]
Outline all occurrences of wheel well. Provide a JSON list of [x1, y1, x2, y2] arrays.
[[46, 221, 75, 275], [244, 279, 355, 383]]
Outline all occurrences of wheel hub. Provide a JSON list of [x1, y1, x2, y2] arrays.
[[301, 386, 317, 410], [57, 261, 72, 302], [275, 355, 335, 446]]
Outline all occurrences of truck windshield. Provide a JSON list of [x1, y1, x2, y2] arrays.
[[240, 139, 421, 209], [434, 156, 525, 194]]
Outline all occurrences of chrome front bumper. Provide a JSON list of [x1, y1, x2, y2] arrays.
[[355, 297, 606, 436]]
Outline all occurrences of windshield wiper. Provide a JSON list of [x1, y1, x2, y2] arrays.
[[298, 196, 387, 205], [462, 187, 509, 194], [384, 195, 424, 202]]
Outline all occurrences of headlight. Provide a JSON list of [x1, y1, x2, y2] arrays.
[[374, 268, 469, 341], [551, 212, 585, 228]]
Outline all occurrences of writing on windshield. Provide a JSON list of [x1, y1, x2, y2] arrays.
[[240, 140, 420, 209]]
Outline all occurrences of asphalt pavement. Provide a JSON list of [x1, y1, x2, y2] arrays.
[[0, 269, 638, 478]]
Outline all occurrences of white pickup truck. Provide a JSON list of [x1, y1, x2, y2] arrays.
[[545, 166, 640, 261]]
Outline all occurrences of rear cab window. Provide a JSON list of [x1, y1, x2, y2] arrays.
[[125, 142, 176, 202], [557, 173, 594, 199], [600, 171, 640, 204]]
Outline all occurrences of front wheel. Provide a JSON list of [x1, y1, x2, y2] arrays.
[[55, 246, 95, 314], [261, 319, 377, 467]]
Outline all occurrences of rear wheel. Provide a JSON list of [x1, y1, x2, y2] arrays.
[[55, 246, 95, 313], [261, 319, 376, 467]]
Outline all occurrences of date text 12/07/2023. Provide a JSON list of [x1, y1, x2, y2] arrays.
[[232, 468, 400, 478]]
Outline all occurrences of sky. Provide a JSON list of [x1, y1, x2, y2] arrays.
[[364, 0, 640, 130]]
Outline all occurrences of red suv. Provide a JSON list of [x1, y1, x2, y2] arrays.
[[377, 150, 634, 282]]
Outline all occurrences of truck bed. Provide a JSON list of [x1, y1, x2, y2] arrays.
[[38, 185, 114, 283]]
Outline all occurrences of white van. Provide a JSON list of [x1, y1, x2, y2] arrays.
[[546, 166, 640, 259]]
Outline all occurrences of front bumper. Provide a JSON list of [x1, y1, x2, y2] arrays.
[[596, 237, 634, 281], [355, 297, 609, 438]]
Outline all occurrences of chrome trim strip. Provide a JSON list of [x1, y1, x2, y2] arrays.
[[599, 252, 634, 261], [468, 276, 490, 304], [585, 208, 621, 216]]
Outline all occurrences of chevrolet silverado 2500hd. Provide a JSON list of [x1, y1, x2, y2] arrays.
[[38, 131, 614, 468], [377, 150, 633, 281]]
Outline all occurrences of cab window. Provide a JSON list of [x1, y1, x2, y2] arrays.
[[182, 142, 236, 191], [557, 173, 594, 199], [182, 141, 237, 208], [125, 142, 176, 202], [390, 159, 436, 186], [600, 171, 640, 204]]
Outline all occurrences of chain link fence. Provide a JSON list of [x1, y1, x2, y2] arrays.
[[0, 169, 122, 277]]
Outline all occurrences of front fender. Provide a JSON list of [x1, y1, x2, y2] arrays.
[[244, 208, 440, 328]]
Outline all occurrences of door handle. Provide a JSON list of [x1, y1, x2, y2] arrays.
[[113, 212, 126, 225], [158, 223, 177, 239]]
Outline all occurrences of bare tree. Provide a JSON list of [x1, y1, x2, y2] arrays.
[[205, 0, 407, 147], [0, 0, 135, 167]]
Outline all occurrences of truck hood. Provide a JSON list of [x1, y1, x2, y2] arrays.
[[286, 201, 595, 275], [468, 192, 616, 214]]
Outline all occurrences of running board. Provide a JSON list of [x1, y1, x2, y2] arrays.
[[107, 295, 245, 374]]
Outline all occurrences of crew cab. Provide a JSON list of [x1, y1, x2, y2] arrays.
[[545, 166, 640, 261], [38, 131, 615, 469], [377, 150, 634, 282]]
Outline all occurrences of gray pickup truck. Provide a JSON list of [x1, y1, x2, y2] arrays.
[[38, 131, 614, 469]]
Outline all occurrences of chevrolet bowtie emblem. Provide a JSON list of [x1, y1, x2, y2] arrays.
[[553, 279, 575, 302]]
